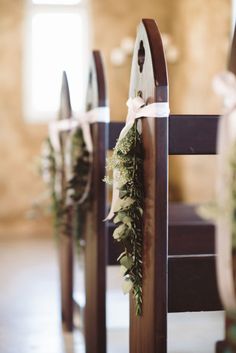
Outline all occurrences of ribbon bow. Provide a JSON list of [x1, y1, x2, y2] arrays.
[[48, 107, 110, 205], [49, 107, 110, 153], [105, 96, 170, 220]]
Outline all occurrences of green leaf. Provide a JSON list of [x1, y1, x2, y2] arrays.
[[113, 214, 121, 224], [120, 265, 128, 276], [120, 197, 135, 209], [122, 216, 132, 228], [120, 255, 133, 269], [103, 120, 144, 316], [113, 198, 123, 212], [113, 224, 126, 240], [122, 278, 133, 294]]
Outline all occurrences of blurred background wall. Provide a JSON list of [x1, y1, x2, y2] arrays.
[[0, 0, 232, 238], [0, 0, 50, 238], [90, 0, 231, 202]]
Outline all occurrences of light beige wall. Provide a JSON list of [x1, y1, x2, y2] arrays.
[[0, 0, 51, 238], [90, 0, 173, 120], [0, 0, 232, 237], [90, 0, 232, 202], [169, 0, 231, 202]]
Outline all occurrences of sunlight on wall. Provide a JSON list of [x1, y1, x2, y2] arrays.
[[24, 1, 89, 122], [32, 0, 81, 4]]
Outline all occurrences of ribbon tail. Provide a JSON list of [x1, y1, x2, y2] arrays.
[[49, 123, 61, 153], [81, 121, 93, 153], [104, 185, 119, 221]]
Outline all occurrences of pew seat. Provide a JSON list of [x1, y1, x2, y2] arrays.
[[108, 203, 215, 265]]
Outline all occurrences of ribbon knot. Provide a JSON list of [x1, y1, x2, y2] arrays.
[[48, 106, 110, 204], [126, 97, 145, 124]]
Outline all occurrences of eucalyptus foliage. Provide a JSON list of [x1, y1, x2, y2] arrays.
[[105, 121, 144, 315]]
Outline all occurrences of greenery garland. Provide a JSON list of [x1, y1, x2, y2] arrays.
[[105, 121, 144, 316], [41, 137, 63, 237], [67, 128, 91, 252], [41, 128, 91, 252]]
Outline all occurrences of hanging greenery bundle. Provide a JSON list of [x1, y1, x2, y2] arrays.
[[105, 121, 144, 315], [67, 128, 92, 252], [40, 137, 63, 237]]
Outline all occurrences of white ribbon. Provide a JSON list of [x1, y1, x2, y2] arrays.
[[48, 106, 110, 205], [105, 96, 170, 220], [49, 107, 110, 153], [214, 71, 236, 310]]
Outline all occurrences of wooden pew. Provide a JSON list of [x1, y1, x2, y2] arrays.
[[57, 20, 232, 352], [83, 50, 108, 353], [123, 18, 224, 353], [56, 51, 109, 352], [81, 21, 223, 352], [57, 71, 74, 332]]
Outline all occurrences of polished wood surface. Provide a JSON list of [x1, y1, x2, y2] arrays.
[[168, 255, 221, 312], [169, 114, 219, 154], [108, 203, 215, 265], [126, 18, 223, 353], [128, 18, 169, 353], [58, 72, 74, 332], [84, 51, 108, 353], [58, 51, 109, 348], [109, 115, 219, 154]]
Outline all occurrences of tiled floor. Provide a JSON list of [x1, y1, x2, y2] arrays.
[[0, 237, 224, 353]]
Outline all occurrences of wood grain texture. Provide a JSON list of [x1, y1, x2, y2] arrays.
[[127, 18, 223, 353], [84, 51, 108, 353], [128, 19, 169, 353], [168, 255, 222, 312], [58, 72, 74, 332]]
